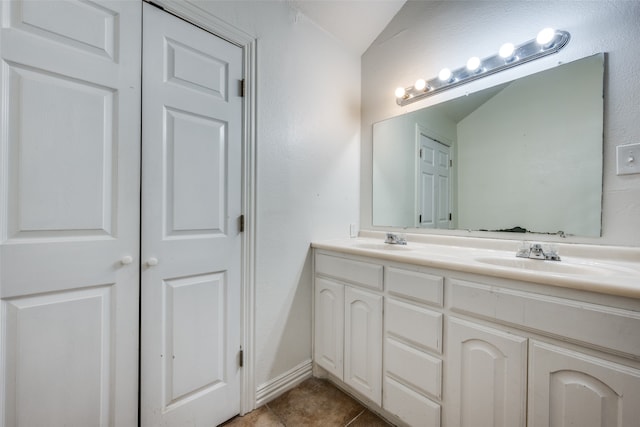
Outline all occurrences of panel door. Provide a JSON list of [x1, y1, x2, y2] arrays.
[[418, 133, 450, 229], [529, 340, 640, 427], [0, 1, 141, 425], [344, 286, 382, 405], [445, 317, 527, 427], [140, 4, 243, 426], [314, 277, 344, 379]]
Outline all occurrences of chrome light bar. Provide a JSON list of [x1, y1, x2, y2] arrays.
[[395, 28, 571, 106]]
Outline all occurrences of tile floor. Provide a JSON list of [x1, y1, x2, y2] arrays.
[[220, 377, 393, 427]]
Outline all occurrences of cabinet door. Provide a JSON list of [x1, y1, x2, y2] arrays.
[[529, 340, 640, 427], [314, 277, 344, 379], [345, 286, 383, 405], [445, 317, 527, 427]]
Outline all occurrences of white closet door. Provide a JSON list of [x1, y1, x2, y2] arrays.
[[140, 4, 243, 426], [0, 1, 141, 426]]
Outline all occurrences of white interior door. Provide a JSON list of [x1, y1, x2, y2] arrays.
[[140, 4, 243, 425], [0, 1, 141, 426], [418, 133, 451, 229]]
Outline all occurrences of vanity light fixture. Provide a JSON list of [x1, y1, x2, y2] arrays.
[[395, 28, 571, 106]]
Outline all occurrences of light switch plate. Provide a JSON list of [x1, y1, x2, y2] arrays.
[[616, 143, 640, 175]]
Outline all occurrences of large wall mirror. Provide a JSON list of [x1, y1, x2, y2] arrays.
[[373, 53, 604, 237]]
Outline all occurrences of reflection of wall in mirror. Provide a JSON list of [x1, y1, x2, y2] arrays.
[[373, 107, 456, 227], [457, 55, 603, 236]]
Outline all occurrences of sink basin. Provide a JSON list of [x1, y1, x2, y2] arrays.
[[352, 243, 412, 251], [475, 257, 609, 275]]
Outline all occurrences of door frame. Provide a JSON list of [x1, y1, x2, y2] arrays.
[[145, 0, 257, 415]]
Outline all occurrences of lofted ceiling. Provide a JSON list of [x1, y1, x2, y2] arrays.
[[288, 0, 406, 55]]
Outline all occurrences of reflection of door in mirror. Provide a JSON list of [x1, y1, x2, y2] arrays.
[[418, 129, 451, 229]]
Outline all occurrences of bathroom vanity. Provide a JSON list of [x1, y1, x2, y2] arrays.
[[312, 233, 640, 427]]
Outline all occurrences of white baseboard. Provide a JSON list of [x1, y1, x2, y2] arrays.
[[255, 359, 313, 407]]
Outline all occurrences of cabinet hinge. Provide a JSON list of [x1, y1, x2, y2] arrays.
[[419, 214, 422, 223], [239, 348, 244, 368], [239, 214, 245, 232], [449, 213, 452, 221], [449, 159, 453, 167], [240, 79, 246, 97], [419, 148, 423, 158]]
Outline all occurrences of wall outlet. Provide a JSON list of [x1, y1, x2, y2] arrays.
[[617, 143, 640, 175], [349, 223, 358, 238]]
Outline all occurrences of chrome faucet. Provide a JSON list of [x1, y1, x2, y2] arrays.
[[384, 233, 407, 245], [516, 242, 561, 261]]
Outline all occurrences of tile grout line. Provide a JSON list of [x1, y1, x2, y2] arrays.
[[344, 409, 366, 427]]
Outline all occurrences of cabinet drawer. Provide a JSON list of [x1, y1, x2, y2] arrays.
[[385, 337, 442, 399], [449, 279, 640, 357], [386, 267, 443, 307], [384, 376, 441, 427], [385, 298, 443, 353], [315, 253, 383, 291]]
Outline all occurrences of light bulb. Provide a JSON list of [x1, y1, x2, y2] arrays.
[[415, 79, 427, 91], [536, 27, 556, 46], [466, 56, 481, 72], [394, 87, 406, 98], [499, 42, 515, 59], [438, 68, 452, 82]]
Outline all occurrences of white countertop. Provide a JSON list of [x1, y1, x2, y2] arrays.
[[311, 232, 640, 299]]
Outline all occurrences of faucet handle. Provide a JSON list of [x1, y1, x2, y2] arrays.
[[528, 243, 546, 259], [543, 244, 561, 261], [516, 241, 530, 258], [384, 232, 407, 245]]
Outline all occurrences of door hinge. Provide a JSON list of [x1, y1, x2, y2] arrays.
[[239, 348, 244, 368], [240, 79, 245, 97], [239, 214, 245, 232]]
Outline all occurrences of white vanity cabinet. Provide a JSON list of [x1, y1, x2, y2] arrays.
[[344, 286, 383, 404], [528, 340, 640, 427], [446, 318, 527, 427], [383, 267, 444, 426], [314, 252, 383, 405], [314, 277, 344, 379], [445, 317, 527, 427], [446, 277, 640, 427], [312, 246, 640, 427]]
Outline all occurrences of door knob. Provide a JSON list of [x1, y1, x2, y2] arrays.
[[120, 255, 133, 265], [146, 257, 159, 267]]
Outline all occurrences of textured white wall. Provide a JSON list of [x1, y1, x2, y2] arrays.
[[361, 1, 640, 246], [192, 2, 360, 388]]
